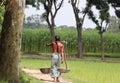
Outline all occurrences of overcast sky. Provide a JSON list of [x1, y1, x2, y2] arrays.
[[24, 0, 116, 28]]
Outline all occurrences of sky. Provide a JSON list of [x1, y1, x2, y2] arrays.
[[24, 0, 116, 28]]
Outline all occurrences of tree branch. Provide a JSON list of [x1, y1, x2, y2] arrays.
[[53, 0, 64, 18]]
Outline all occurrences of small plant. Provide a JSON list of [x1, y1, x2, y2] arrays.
[[19, 71, 31, 83]]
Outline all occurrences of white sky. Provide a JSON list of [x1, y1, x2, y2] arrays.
[[24, 0, 116, 28]]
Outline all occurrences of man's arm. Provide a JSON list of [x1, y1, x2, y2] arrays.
[[46, 42, 52, 46]]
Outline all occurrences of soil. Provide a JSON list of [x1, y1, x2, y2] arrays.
[[22, 68, 72, 83]]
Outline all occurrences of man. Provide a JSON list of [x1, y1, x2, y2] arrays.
[[46, 35, 65, 82]]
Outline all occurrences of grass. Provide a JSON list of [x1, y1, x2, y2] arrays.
[[20, 58, 120, 83], [19, 71, 43, 83], [84, 53, 120, 58], [64, 59, 120, 83]]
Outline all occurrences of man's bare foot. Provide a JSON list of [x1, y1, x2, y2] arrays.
[[53, 77, 57, 82], [57, 77, 60, 82]]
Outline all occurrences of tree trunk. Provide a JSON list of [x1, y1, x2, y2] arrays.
[[49, 25, 55, 42], [100, 33, 105, 60], [71, 1, 83, 58], [0, 0, 25, 82], [77, 23, 83, 58], [46, 15, 55, 42]]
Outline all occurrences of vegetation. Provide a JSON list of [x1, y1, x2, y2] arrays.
[[21, 28, 120, 57], [0, 0, 5, 27], [19, 71, 42, 83], [0, 0, 120, 82], [21, 58, 120, 83], [107, 16, 120, 32], [40, 0, 64, 41], [86, 0, 110, 60]]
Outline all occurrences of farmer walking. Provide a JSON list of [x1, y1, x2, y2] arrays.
[[46, 35, 65, 82]]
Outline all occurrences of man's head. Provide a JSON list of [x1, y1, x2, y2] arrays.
[[55, 35, 60, 41]]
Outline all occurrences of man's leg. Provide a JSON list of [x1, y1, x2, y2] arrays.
[[51, 54, 59, 82], [56, 54, 61, 82], [57, 77, 59, 82]]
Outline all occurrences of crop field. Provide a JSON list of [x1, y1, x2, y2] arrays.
[[21, 58, 120, 83], [21, 28, 120, 57], [20, 28, 120, 83]]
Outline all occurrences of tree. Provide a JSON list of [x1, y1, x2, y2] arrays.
[[26, 0, 39, 8], [107, 16, 120, 32], [107, 0, 120, 18], [87, 0, 110, 60], [0, 0, 25, 82], [40, 0, 64, 41], [24, 14, 44, 28], [70, 0, 92, 58]]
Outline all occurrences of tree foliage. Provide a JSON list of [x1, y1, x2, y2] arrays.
[[107, 0, 120, 18], [107, 16, 120, 32], [87, 0, 110, 32], [107, 0, 120, 7], [86, 0, 110, 60], [23, 14, 48, 28]]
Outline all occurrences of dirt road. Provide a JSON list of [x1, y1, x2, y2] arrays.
[[22, 68, 72, 83]]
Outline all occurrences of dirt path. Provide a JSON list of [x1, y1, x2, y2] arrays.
[[22, 68, 72, 83]]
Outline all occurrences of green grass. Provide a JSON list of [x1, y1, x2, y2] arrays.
[[64, 60, 120, 83], [20, 58, 120, 83], [19, 71, 43, 83]]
